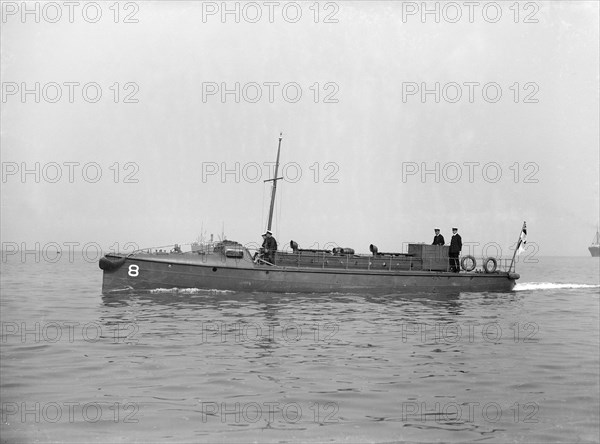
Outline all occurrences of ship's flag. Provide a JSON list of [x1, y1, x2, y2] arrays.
[[517, 221, 527, 255]]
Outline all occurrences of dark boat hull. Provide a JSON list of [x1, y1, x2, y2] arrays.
[[100, 253, 518, 294], [589, 246, 600, 257]]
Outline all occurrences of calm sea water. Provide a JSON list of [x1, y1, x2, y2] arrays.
[[1, 255, 598, 443]]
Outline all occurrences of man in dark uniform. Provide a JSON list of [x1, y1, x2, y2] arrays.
[[432, 228, 445, 246], [263, 230, 278, 264], [449, 227, 462, 272]]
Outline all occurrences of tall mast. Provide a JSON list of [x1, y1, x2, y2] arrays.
[[264, 132, 284, 232]]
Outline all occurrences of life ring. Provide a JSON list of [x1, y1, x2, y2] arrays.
[[460, 255, 476, 272], [483, 257, 498, 273]]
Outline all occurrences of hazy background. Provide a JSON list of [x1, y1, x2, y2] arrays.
[[1, 1, 598, 258]]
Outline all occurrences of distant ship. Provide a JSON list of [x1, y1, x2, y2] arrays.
[[589, 229, 600, 257]]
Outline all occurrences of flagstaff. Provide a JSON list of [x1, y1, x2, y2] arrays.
[[508, 221, 527, 273]]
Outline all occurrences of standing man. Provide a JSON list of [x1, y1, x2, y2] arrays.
[[449, 227, 462, 272], [432, 228, 445, 246], [263, 230, 278, 265]]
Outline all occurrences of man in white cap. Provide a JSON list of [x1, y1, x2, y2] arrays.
[[449, 227, 462, 272], [432, 228, 445, 246]]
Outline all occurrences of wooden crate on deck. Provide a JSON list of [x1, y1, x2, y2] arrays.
[[407, 244, 449, 271]]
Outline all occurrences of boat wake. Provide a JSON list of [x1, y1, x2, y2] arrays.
[[149, 288, 235, 294], [515, 282, 600, 291]]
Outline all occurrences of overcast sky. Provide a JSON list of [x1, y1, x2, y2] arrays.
[[1, 1, 598, 258]]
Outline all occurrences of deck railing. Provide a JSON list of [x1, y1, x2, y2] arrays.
[[272, 252, 513, 273], [127, 242, 219, 255]]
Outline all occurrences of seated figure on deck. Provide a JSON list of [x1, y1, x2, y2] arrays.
[[254, 234, 267, 262]]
